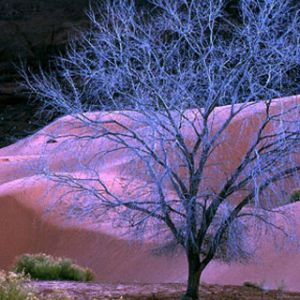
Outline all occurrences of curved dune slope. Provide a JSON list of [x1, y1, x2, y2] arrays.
[[1, 96, 300, 290]]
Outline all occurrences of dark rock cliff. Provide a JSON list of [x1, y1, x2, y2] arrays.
[[0, 0, 89, 148]]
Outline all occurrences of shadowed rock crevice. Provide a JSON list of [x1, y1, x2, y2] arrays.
[[0, 0, 90, 148]]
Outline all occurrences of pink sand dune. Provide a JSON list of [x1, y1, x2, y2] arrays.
[[1, 96, 300, 291]]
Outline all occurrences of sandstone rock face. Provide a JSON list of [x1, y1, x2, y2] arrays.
[[0, 97, 300, 290]]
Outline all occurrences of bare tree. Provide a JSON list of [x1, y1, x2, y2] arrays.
[[21, 1, 300, 299]]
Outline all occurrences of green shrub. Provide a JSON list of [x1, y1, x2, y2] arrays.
[[289, 189, 300, 203], [0, 271, 37, 300], [13, 254, 95, 282]]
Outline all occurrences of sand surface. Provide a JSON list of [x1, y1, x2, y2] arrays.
[[1, 96, 300, 291]]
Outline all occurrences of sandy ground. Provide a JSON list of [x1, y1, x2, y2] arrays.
[[29, 281, 300, 300], [1, 96, 300, 292]]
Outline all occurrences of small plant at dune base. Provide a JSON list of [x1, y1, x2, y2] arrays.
[[289, 189, 300, 203], [276, 280, 286, 295], [0, 270, 37, 300], [13, 254, 95, 282]]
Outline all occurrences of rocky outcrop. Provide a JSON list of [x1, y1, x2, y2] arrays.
[[0, 0, 89, 147]]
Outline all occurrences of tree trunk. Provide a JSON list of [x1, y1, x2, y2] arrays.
[[180, 249, 202, 300]]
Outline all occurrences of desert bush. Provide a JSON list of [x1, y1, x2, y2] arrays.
[[289, 189, 300, 203], [13, 254, 95, 282], [0, 270, 37, 300]]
